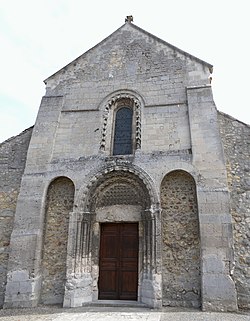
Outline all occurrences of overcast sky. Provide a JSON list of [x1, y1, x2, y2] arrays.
[[1, 0, 249, 143]]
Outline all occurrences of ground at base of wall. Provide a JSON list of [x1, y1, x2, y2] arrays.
[[0, 305, 249, 321]]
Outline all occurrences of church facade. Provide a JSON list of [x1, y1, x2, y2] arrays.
[[0, 18, 249, 311]]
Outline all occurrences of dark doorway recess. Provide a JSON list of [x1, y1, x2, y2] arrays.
[[98, 223, 139, 300]]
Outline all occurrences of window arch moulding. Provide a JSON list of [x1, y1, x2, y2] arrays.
[[100, 91, 143, 155]]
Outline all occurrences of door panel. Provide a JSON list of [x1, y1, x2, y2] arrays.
[[98, 224, 119, 299], [98, 223, 138, 300]]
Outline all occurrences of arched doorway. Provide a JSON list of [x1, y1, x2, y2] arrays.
[[63, 167, 162, 308], [92, 171, 149, 301], [160, 170, 201, 308]]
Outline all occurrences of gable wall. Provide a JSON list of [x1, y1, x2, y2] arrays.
[[41, 24, 210, 162]]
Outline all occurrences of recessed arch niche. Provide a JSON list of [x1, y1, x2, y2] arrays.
[[160, 170, 201, 308], [41, 176, 75, 305]]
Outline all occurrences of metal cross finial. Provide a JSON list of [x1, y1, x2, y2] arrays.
[[125, 15, 133, 23]]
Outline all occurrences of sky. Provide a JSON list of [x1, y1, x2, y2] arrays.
[[0, 0, 250, 143]]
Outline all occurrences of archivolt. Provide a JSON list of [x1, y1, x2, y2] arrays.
[[76, 163, 159, 212]]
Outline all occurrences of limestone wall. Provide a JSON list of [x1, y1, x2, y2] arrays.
[[218, 112, 250, 309], [0, 128, 32, 307]]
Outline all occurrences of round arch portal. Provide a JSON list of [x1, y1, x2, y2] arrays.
[[63, 167, 162, 309]]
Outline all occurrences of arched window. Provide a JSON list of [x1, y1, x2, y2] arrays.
[[113, 107, 133, 155], [100, 92, 142, 155]]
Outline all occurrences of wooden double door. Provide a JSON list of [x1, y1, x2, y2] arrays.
[[98, 223, 139, 300]]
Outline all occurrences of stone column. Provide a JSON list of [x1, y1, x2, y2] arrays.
[[140, 206, 162, 308], [63, 211, 94, 307], [187, 85, 238, 311]]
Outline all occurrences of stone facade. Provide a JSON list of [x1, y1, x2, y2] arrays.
[[0, 19, 249, 311]]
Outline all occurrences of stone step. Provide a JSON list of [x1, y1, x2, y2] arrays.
[[83, 300, 148, 308]]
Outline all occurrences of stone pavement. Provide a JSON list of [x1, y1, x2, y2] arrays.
[[0, 306, 249, 321]]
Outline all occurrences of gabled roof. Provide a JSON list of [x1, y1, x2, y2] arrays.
[[44, 21, 213, 83]]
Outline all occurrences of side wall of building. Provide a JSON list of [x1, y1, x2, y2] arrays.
[[218, 112, 250, 310], [0, 128, 33, 307]]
